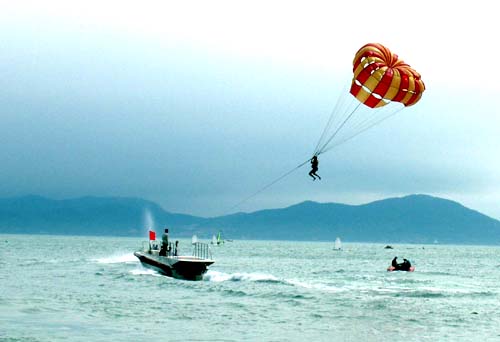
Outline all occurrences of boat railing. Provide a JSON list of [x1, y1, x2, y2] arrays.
[[192, 242, 212, 260], [141, 240, 212, 260]]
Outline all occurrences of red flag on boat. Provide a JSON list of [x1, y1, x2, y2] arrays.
[[149, 230, 156, 240]]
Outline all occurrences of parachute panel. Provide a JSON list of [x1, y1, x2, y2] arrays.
[[384, 69, 401, 100]]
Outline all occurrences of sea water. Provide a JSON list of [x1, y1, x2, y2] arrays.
[[1, 234, 499, 342]]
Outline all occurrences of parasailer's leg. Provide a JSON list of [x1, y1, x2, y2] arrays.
[[310, 168, 321, 180]]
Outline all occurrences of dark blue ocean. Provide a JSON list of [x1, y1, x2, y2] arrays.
[[1, 234, 499, 341]]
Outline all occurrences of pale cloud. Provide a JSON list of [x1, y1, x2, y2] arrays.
[[0, 1, 498, 219]]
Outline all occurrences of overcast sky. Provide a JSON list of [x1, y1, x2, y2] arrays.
[[1, 1, 499, 219]]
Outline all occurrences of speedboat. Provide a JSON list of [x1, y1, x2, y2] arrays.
[[134, 239, 215, 281]]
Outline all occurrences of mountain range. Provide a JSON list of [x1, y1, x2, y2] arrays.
[[0, 194, 499, 244]]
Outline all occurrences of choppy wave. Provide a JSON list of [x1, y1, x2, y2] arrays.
[[92, 253, 137, 264], [204, 270, 282, 283], [404, 286, 495, 298], [129, 268, 161, 277], [204, 270, 496, 300], [362, 285, 495, 299], [285, 279, 346, 293], [204, 270, 346, 294]]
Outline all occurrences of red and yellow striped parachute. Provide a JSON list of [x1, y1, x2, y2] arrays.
[[350, 43, 425, 108], [312, 42, 425, 156]]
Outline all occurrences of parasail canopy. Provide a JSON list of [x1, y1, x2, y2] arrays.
[[350, 43, 425, 109]]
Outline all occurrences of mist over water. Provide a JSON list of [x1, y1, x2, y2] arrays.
[[1, 234, 499, 341], [142, 208, 155, 236]]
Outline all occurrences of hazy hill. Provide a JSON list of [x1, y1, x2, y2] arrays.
[[0, 195, 203, 236], [206, 195, 500, 244], [0, 194, 499, 244]]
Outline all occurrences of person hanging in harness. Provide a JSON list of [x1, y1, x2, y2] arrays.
[[309, 155, 321, 180]]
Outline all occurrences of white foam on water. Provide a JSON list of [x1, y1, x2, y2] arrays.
[[204, 270, 346, 293], [419, 286, 481, 295], [93, 253, 138, 264], [204, 270, 280, 283], [129, 267, 161, 277], [284, 278, 346, 293]]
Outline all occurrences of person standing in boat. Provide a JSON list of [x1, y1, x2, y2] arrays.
[[174, 240, 179, 256], [160, 228, 169, 256], [309, 155, 321, 180]]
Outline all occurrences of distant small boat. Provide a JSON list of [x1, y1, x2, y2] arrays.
[[191, 234, 198, 245], [211, 231, 224, 245], [384, 245, 393, 249], [334, 237, 342, 251]]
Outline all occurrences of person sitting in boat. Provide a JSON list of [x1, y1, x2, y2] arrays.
[[160, 228, 169, 256], [309, 155, 321, 180], [401, 258, 411, 271], [392, 257, 411, 271]]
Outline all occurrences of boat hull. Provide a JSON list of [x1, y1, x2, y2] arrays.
[[134, 251, 214, 281], [387, 266, 415, 272]]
